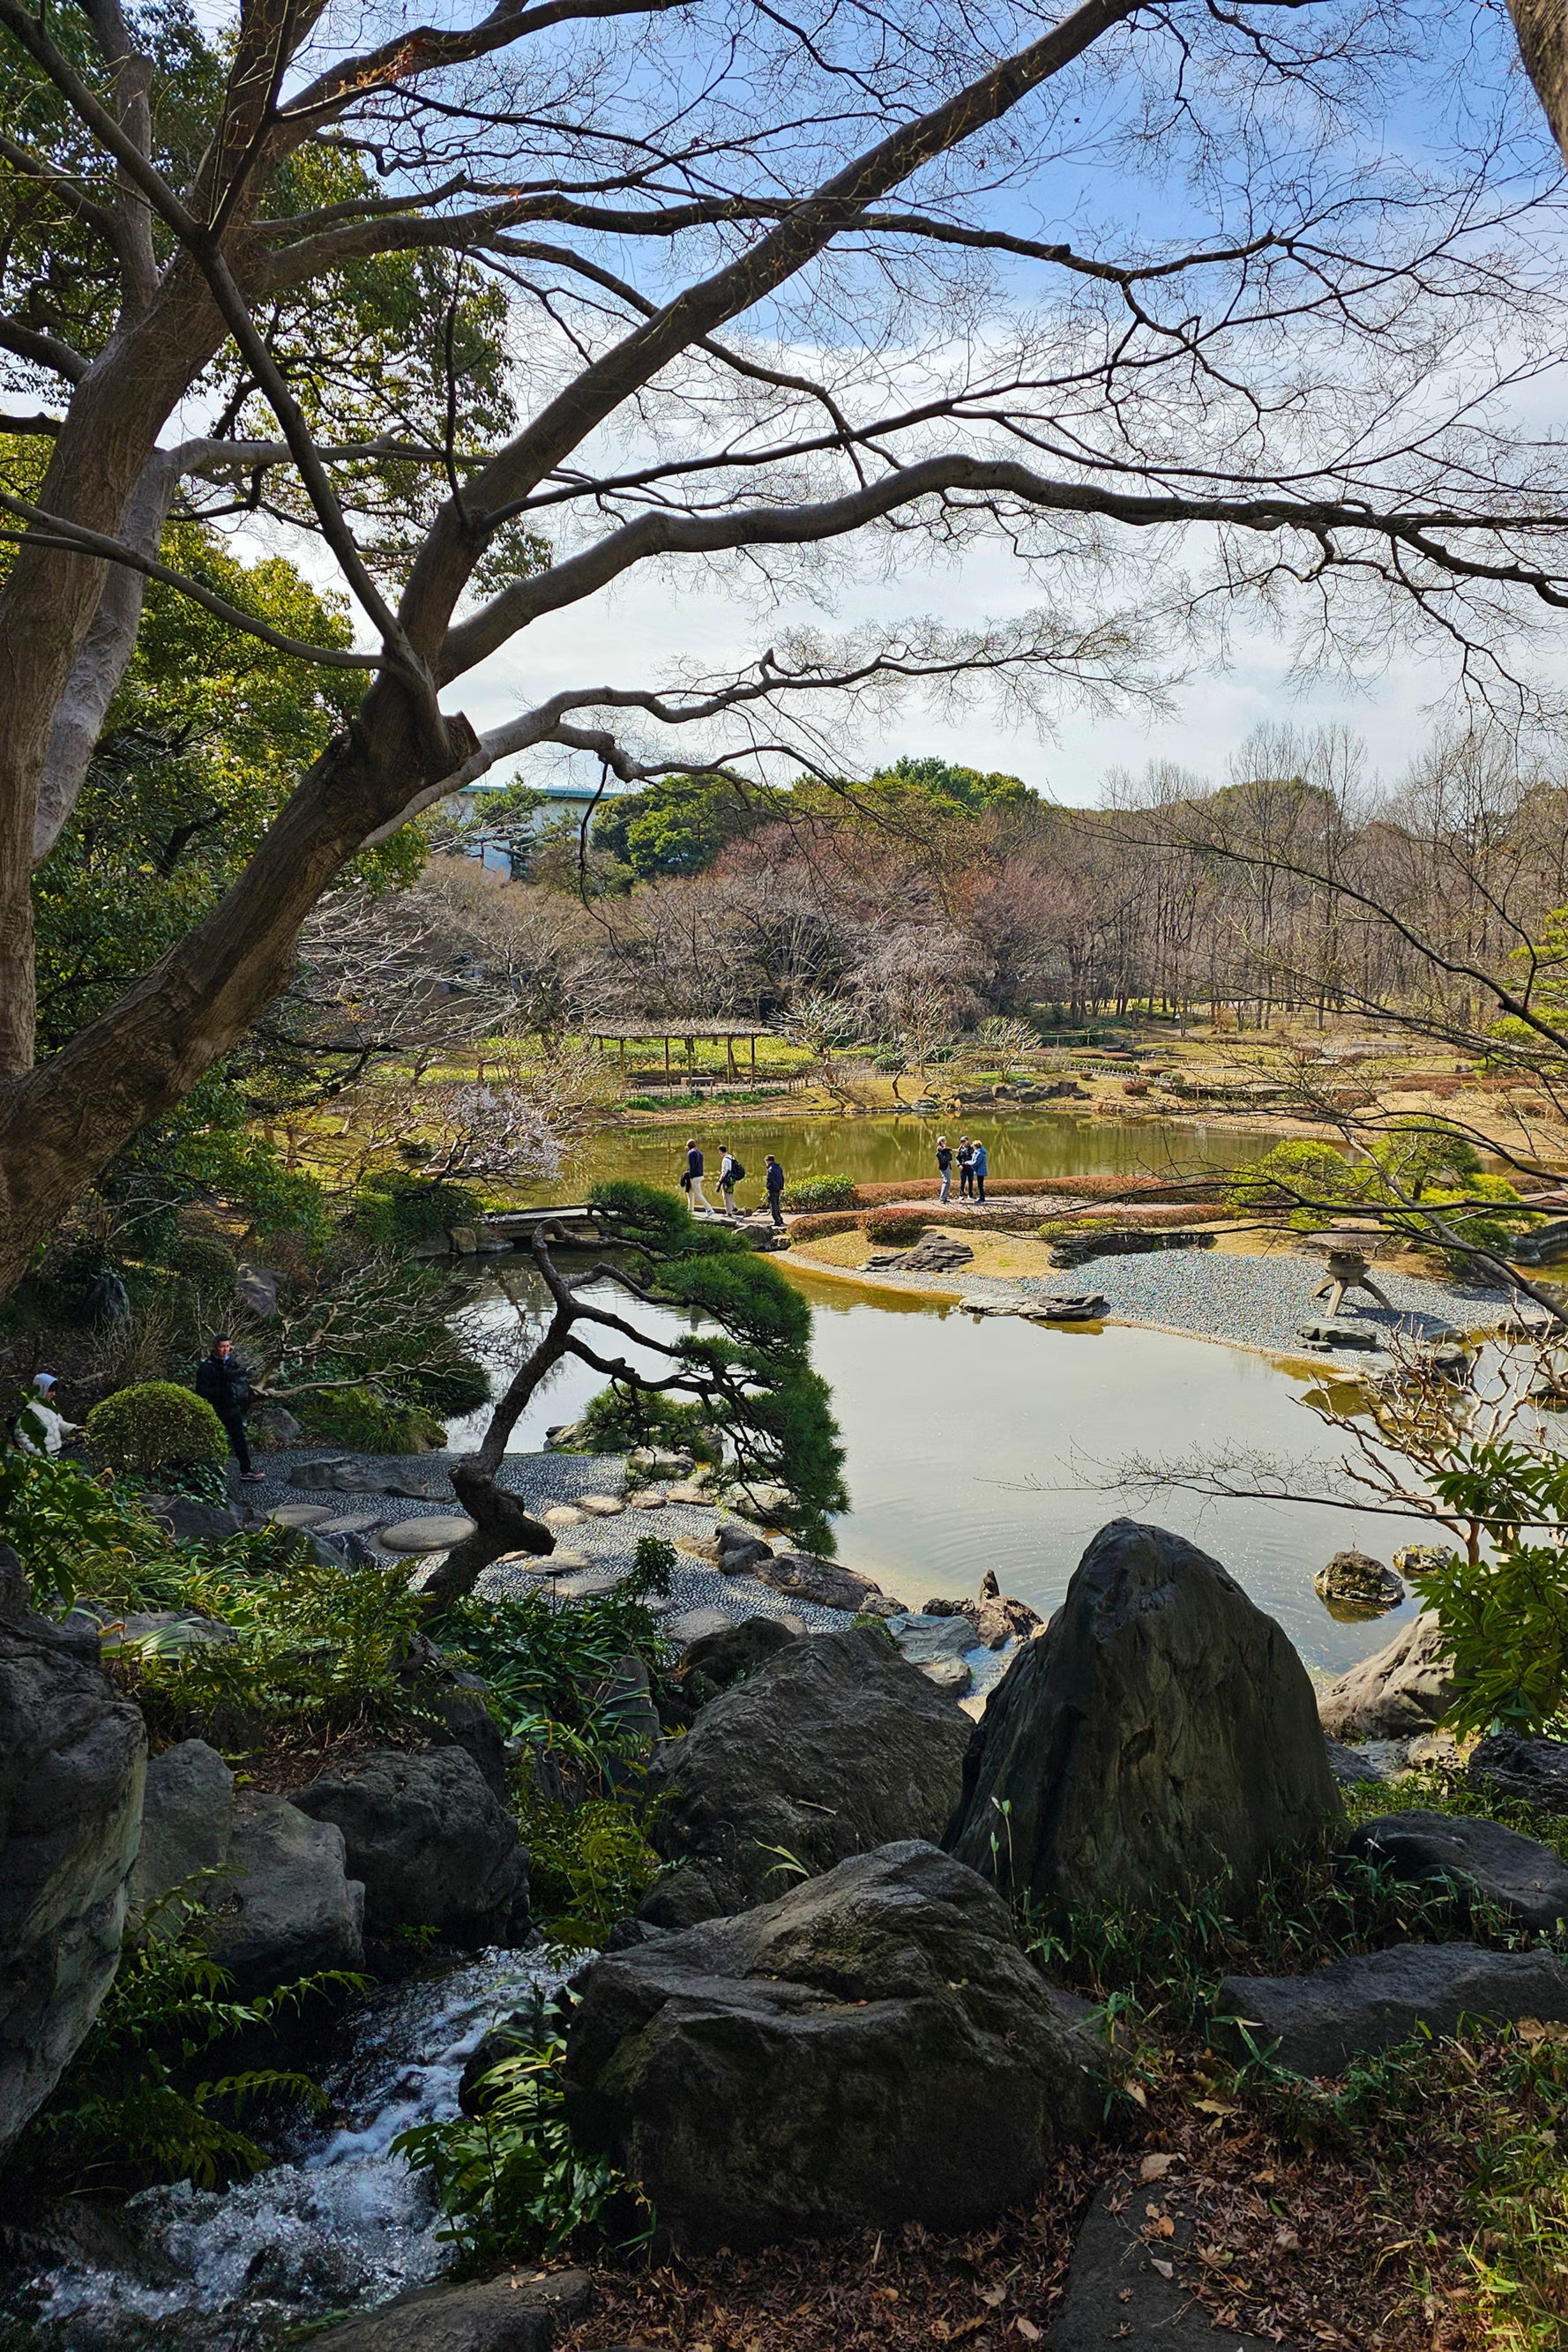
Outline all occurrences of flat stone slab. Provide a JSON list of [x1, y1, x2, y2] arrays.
[[287, 1458, 437, 1497], [270, 1502, 332, 1528], [1348, 1809, 1568, 1930], [665, 1484, 714, 1505], [625, 1489, 667, 1507], [543, 1505, 586, 1527], [1295, 1319, 1382, 1349], [1026, 1294, 1107, 1321], [311, 1509, 389, 1534], [553, 1565, 632, 1600], [577, 1495, 625, 1517], [1053, 2181, 1288, 2350], [885, 1610, 977, 1668], [1217, 1939, 1568, 2075], [665, 1606, 735, 1645], [376, 1513, 477, 1553]]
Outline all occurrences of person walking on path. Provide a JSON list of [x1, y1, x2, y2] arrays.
[[682, 1139, 710, 1210], [765, 1154, 786, 1227], [718, 1144, 745, 1216], [957, 1137, 974, 1199], [936, 1135, 952, 1205], [196, 1335, 262, 1481], [972, 1138, 989, 1204]]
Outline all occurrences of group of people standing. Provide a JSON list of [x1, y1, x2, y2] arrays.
[[682, 1139, 788, 1226], [935, 1134, 989, 1204]]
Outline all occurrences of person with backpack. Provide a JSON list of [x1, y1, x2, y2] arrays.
[[936, 1135, 953, 1205], [195, 1334, 262, 1481], [956, 1137, 974, 1199], [972, 1138, 989, 1203], [718, 1144, 746, 1215], [682, 1139, 710, 1209], [764, 1154, 786, 1227]]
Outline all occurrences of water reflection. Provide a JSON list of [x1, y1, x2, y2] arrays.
[[449, 1260, 1441, 1676]]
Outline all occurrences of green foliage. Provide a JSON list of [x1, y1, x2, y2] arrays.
[[1228, 1126, 1519, 1261], [447, 1586, 665, 1773], [161, 1233, 241, 1292], [631, 1535, 677, 1597], [16, 1912, 355, 2196], [0, 1444, 179, 1610], [586, 1180, 847, 1549], [85, 1381, 228, 1479], [574, 1385, 720, 1461], [592, 773, 777, 878], [1226, 1139, 1368, 1227], [1399, 1447, 1568, 1734], [294, 1385, 447, 1454], [516, 1796, 661, 1951], [786, 1175, 859, 1212], [113, 1541, 439, 1748], [394, 2027, 651, 2260], [351, 1174, 487, 1249]]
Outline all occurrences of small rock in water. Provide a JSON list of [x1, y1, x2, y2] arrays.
[[922, 1654, 973, 1695], [1025, 1294, 1107, 1322], [1313, 1549, 1405, 1620]]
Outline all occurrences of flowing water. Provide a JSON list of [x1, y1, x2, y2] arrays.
[[15, 1950, 574, 2350]]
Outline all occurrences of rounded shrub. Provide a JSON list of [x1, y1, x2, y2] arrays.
[[353, 1175, 486, 1250], [786, 1175, 859, 1213], [85, 1383, 229, 1480], [161, 1233, 240, 1292]]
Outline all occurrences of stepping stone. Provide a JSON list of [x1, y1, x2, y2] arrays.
[[625, 1489, 667, 1507], [496, 1545, 590, 1571], [377, 1513, 477, 1553], [577, 1495, 625, 1517], [311, 1509, 387, 1535], [554, 1565, 632, 1600], [544, 1505, 586, 1528], [665, 1484, 713, 1506], [1215, 1940, 1568, 2075], [271, 1502, 332, 1528], [664, 1606, 735, 1645]]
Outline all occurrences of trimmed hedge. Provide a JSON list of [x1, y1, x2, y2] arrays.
[[850, 1172, 1226, 1206], [85, 1382, 228, 1479], [786, 1175, 859, 1213], [788, 1211, 866, 1243]]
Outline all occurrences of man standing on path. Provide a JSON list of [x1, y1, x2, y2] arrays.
[[196, 1335, 263, 1481], [683, 1139, 710, 1210], [765, 1154, 786, 1227], [936, 1135, 952, 1205], [957, 1138, 974, 1200], [972, 1139, 989, 1204], [718, 1144, 744, 1216]]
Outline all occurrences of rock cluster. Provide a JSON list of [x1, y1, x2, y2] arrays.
[[864, 1236, 975, 1272], [638, 1626, 972, 1929], [1215, 1941, 1568, 2076]]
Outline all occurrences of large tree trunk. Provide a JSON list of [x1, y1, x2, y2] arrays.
[[0, 691, 475, 1294], [1508, 0, 1568, 163]]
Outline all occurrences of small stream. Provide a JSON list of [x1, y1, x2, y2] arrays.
[[15, 1949, 575, 2350]]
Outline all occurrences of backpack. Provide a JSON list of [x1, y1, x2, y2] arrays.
[[726, 1158, 746, 1183]]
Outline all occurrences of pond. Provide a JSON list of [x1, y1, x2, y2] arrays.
[[445, 1260, 1437, 1678], [532, 1105, 1281, 1198]]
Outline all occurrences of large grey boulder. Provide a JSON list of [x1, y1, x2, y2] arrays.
[[1052, 2182, 1289, 2350], [303, 2266, 592, 2352], [677, 1614, 800, 1707], [567, 1841, 1101, 2251], [945, 1520, 1340, 1916], [1468, 1730, 1568, 1812], [291, 1748, 528, 1946], [757, 1550, 904, 1617], [0, 1545, 146, 2159], [1216, 1941, 1568, 2075], [1346, 1810, 1568, 1932], [128, 1739, 234, 1934], [1316, 1610, 1454, 1739], [638, 1627, 972, 1928], [203, 1792, 365, 1991]]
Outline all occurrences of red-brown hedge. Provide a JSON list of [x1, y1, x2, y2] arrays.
[[850, 1172, 1226, 1206], [787, 1211, 866, 1242]]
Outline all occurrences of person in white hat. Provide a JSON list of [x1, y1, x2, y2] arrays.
[[16, 1373, 82, 1456]]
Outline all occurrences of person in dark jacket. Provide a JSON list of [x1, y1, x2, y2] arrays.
[[196, 1335, 261, 1480], [683, 1139, 710, 1210], [764, 1154, 786, 1227]]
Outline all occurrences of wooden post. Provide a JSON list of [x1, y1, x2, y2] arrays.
[[750, 1034, 757, 1074], [727, 1033, 737, 1077], [664, 1036, 671, 1077]]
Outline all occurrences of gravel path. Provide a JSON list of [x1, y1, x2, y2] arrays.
[[804, 1241, 1509, 1356]]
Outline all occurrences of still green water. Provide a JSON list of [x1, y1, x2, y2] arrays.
[[537, 1106, 1278, 1198]]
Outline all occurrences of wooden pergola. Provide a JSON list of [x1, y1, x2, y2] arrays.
[[586, 1021, 775, 1078]]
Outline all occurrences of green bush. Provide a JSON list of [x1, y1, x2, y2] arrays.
[[515, 1796, 661, 1951], [294, 1385, 447, 1453], [161, 1233, 240, 1292], [863, 1208, 933, 1244], [352, 1174, 486, 1249], [788, 1211, 864, 1242], [787, 1174, 859, 1212], [85, 1382, 228, 1480], [0, 1444, 182, 1612], [574, 1385, 721, 1461]]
